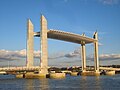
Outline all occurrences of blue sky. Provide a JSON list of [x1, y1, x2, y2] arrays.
[[0, 0, 120, 67]]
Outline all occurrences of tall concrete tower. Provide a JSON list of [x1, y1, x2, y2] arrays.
[[93, 32, 99, 72], [40, 15, 48, 74], [81, 33, 86, 72], [27, 19, 34, 67]]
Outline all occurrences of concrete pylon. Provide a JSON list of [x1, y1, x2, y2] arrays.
[[93, 32, 99, 72], [40, 15, 48, 74], [81, 33, 86, 72], [27, 19, 34, 67]]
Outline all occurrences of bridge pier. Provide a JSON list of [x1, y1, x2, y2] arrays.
[[93, 32, 100, 73], [16, 74, 25, 78], [81, 32, 100, 76], [81, 33, 86, 72], [27, 19, 34, 67], [39, 15, 48, 76], [26, 15, 48, 78], [15, 72, 47, 79], [24, 72, 44, 78]]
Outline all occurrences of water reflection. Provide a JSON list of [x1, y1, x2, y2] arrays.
[[95, 76, 101, 90], [26, 79, 34, 90], [39, 78, 49, 90], [25, 78, 49, 90], [81, 76, 101, 90], [81, 76, 87, 90], [81, 76, 87, 81], [96, 76, 100, 80]]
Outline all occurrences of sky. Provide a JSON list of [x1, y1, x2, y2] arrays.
[[0, 0, 120, 67]]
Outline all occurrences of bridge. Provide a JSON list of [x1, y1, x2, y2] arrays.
[[26, 15, 100, 76], [0, 15, 100, 77]]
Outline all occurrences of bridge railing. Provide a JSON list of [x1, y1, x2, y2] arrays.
[[100, 67, 120, 71], [0, 66, 41, 71]]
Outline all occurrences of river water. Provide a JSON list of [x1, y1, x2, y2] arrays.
[[0, 74, 120, 90]]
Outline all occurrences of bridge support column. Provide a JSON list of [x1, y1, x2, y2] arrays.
[[81, 34, 86, 72], [40, 15, 48, 75], [16, 74, 24, 78], [81, 44, 86, 72], [27, 19, 34, 67], [93, 32, 99, 73]]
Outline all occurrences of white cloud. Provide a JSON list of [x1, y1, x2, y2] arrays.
[[99, 54, 120, 60], [48, 52, 65, 59], [0, 49, 40, 61], [0, 49, 120, 62], [99, 0, 119, 5], [0, 48, 81, 61], [64, 48, 81, 58], [98, 42, 103, 46], [87, 53, 120, 61]]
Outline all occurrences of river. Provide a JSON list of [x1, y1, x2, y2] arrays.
[[0, 74, 120, 90]]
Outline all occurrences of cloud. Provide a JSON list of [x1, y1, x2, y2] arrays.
[[48, 48, 81, 59], [99, 0, 119, 5], [48, 52, 65, 59], [64, 52, 120, 61], [98, 42, 103, 46], [0, 49, 40, 61], [99, 54, 120, 60], [0, 49, 22, 61], [87, 54, 120, 61], [0, 49, 120, 62], [64, 48, 81, 58], [0, 48, 81, 61]]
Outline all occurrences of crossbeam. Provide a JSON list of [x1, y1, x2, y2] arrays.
[[34, 30, 97, 44]]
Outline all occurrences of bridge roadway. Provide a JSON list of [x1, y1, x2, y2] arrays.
[[0, 66, 40, 72], [34, 30, 97, 44], [100, 67, 120, 71], [1, 66, 120, 72]]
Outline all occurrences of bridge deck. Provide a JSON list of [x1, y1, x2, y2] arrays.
[[0, 66, 40, 72], [34, 30, 96, 44], [100, 67, 120, 71]]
